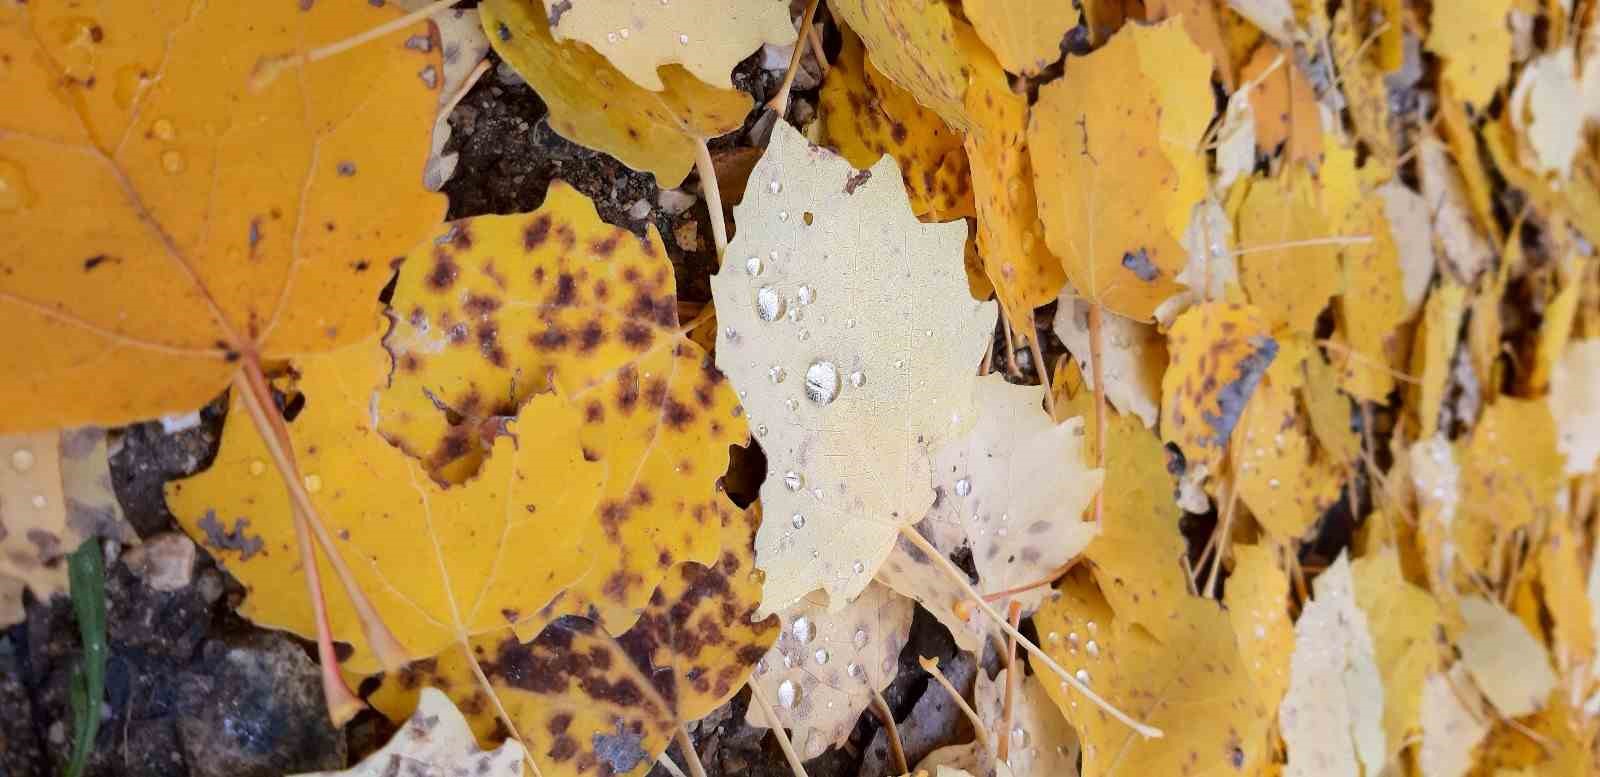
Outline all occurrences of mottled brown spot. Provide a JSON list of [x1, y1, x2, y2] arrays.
[[619, 321, 653, 350], [523, 214, 552, 251], [426, 253, 458, 291]]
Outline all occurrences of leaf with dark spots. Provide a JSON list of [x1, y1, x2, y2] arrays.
[[1160, 303, 1278, 472], [1121, 247, 1160, 281], [382, 182, 745, 637], [296, 688, 524, 777]]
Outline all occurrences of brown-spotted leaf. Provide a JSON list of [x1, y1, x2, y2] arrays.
[[379, 181, 746, 635], [544, 0, 793, 91], [294, 688, 524, 777], [1160, 302, 1279, 474], [828, 0, 971, 131]]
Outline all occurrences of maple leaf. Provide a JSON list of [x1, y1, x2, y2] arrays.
[[744, 582, 913, 759], [0, 0, 442, 431], [380, 182, 740, 639], [0, 428, 134, 626], [1028, 19, 1213, 320], [481, 0, 751, 187], [368, 503, 775, 777], [709, 121, 993, 614], [542, 0, 793, 91], [294, 688, 524, 777]]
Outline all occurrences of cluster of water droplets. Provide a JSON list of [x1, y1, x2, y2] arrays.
[[1044, 618, 1101, 705], [8, 447, 49, 510]]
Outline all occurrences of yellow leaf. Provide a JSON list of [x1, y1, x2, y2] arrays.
[[0, 428, 134, 626], [379, 181, 746, 632], [1240, 43, 1322, 163], [294, 688, 524, 777], [745, 582, 913, 759], [1161, 302, 1280, 474], [1331, 7, 1396, 165], [1426, 0, 1513, 108], [481, 0, 751, 187], [1538, 512, 1594, 670], [1301, 354, 1360, 466], [1232, 371, 1344, 540], [0, 1, 443, 432], [1028, 19, 1213, 320], [1036, 568, 1272, 777], [1146, 0, 1236, 88], [1329, 203, 1408, 401], [1457, 595, 1557, 719], [1550, 339, 1600, 475], [709, 122, 993, 614], [169, 333, 604, 672], [828, 0, 970, 131], [963, 0, 1076, 76], [1459, 397, 1562, 545], [1352, 548, 1443, 764], [370, 503, 776, 776], [1236, 172, 1342, 337], [1225, 544, 1294, 716], [1409, 280, 1467, 439], [959, 23, 1065, 344], [545, 0, 793, 90], [817, 28, 975, 222], [1471, 702, 1594, 776], [1417, 666, 1490, 777]]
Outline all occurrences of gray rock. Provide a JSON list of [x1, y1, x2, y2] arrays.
[[123, 533, 196, 592]]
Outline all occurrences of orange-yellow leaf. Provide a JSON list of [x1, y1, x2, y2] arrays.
[[1239, 43, 1322, 163], [1161, 303, 1279, 474], [828, 0, 970, 130], [963, 0, 1075, 76], [1236, 173, 1342, 337], [1426, 0, 1513, 109]]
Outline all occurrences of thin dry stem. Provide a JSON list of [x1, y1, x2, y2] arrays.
[[748, 682, 811, 777], [438, 58, 491, 125], [1087, 303, 1107, 524], [982, 556, 1080, 602], [897, 525, 1162, 738], [251, 0, 459, 91], [1029, 319, 1055, 419], [1228, 235, 1373, 257], [806, 23, 829, 75], [766, 0, 821, 116], [656, 754, 690, 777], [1001, 310, 1021, 378], [997, 601, 1022, 765], [694, 138, 728, 257], [868, 688, 908, 775], [918, 656, 990, 750], [676, 725, 709, 777], [1204, 476, 1241, 599]]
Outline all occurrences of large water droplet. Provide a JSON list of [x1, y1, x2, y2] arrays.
[[783, 471, 804, 491], [248, 459, 267, 477], [954, 478, 971, 497], [814, 648, 829, 665], [161, 150, 185, 174], [796, 285, 815, 305], [10, 449, 34, 473], [303, 474, 323, 493], [768, 365, 787, 384], [1086, 640, 1100, 658], [777, 679, 799, 708], [847, 662, 863, 679], [745, 255, 763, 276], [792, 616, 814, 643], [852, 628, 867, 649], [756, 286, 784, 321], [791, 513, 806, 529], [30, 494, 47, 509], [848, 370, 865, 388], [804, 361, 839, 405]]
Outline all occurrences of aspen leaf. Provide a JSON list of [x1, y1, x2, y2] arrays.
[[1351, 548, 1443, 763], [879, 375, 1102, 650], [1053, 293, 1166, 428], [379, 182, 746, 633], [1328, 174, 1408, 403], [1417, 666, 1490, 777], [481, 0, 751, 187], [877, 524, 985, 652], [1236, 172, 1342, 337], [1029, 19, 1213, 320], [1146, 0, 1235, 87], [1239, 44, 1322, 162], [1418, 138, 1494, 285], [1427, 0, 1513, 109], [1161, 303, 1279, 473], [1036, 568, 1272, 777], [709, 121, 994, 614], [370, 502, 775, 777], [1225, 544, 1294, 716], [293, 688, 524, 777], [1537, 513, 1593, 669], [963, 0, 1075, 76], [544, 0, 793, 90], [168, 333, 605, 673], [1231, 371, 1343, 541], [0, 0, 443, 431], [1456, 399, 1561, 575], [745, 582, 913, 759], [926, 668, 1081, 777], [1376, 181, 1437, 319], [1550, 339, 1600, 475], [818, 28, 975, 222], [0, 428, 135, 626], [1279, 554, 1385, 777], [415, 6, 492, 192], [1456, 595, 1556, 719], [828, 0, 971, 131]]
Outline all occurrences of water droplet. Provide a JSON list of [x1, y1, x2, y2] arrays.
[[777, 679, 798, 708], [894, 359, 905, 369], [1086, 640, 1100, 658], [756, 286, 785, 321], [745, 255, 763, 276], [783, 471, 805, 491], [768, 365, 787, 384], [805, 361, 839, 404], [853, 628, 867, 648], [755, 658, 768, 676], [1075, 669, 1091, 685], [1086, 621, 1098, 634], [1046, 631, 1060, 643], [248, 459, 267, 477], [1067, 632, 1079, 647], [791, 513, 806, 529], [782, 651, 796, 669], [769, 179, 782, 194], [30, 495, 46, 510], [748, 568, 766, 585], [847, 662, 863, 679], [723, 326, 737, 340], [792, 617, 814, 643], [848, 370, 866, 388], [954, 478, 971, 497], [757, 425, 768, 437], [785, 398, 799, 411], [844, 318, 856, 329], [796, 285, 815, 305], [786, 306, 802, 322], [678, 33, 689, 45], [852, 560, 865, 574], [0, 159, 35, 212], [151, 118, 176, 141], [1268, 478, 1281, 489], [303, 474, 323, 493], [10, 449, 34, 473], [797, 329, 810, 342], [778, 210, 789, 222], [618, 27, 629, 39], [606, 31, 618, 43], [814, 648, 829, 665], [160, 149, 185, 174]]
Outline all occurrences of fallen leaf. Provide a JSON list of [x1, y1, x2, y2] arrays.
[[1036, 568, 1272, 777], [293, 687, 524, 777], [1456, 595, 1556, 718], [378, 183, 745, 631], [543, 0, 793, 90], [1327, 169, 1408, 403], [1236, 172, 1342, 336], [1419, 138, 1495, 285], [1226, 0, 1297, 43], [1224, 543, 1295, 717], [1351, 548, 1443, 763], [1417, 666, 1490, 777], [1330, 7, 1396, 165], [414, 6, 492, 192], [1550, 339, 1600, 475], [829, 0, 971, 131], [1231, 369, 1343, 541], [1240, 43, 1322, 162], [0, 428, 135, 626], [745, 582, 913, 759], [818, 27, 975, 222], [1456, 398, 1562, 573], [1028, 19, 1213, 320], [481, 0, 752, 187], [976, 669, 1081, 777], [1427, 0, 1513, 108], [1510, 46, 1583, 179], [709, 121, 993, 614], [1053, 293, 1166, 428], [1161, 302, 1279, 473], [1146, 0, 1236, 88], [1538, 512, 1593, 670], [1409, 280, 1467, 439], [963, 0, 1075, 76], [0, 0, 442, 431], [1376, 180, 1437, 319], [1279, 553, 1385, 777]]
